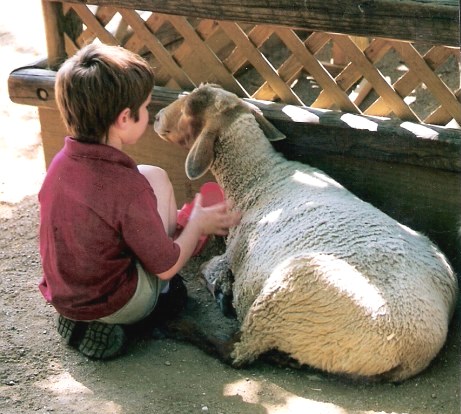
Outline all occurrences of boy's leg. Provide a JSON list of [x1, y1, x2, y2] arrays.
[[136, 165, 188, 320], [137, 165, 177, 237]]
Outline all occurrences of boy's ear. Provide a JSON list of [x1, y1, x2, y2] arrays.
[[114, 107, 132, 129]]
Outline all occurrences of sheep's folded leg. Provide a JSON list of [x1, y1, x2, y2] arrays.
[[199, 254, 236, 318], [148, 286, 241, 365], [156, 317, 241, 364]]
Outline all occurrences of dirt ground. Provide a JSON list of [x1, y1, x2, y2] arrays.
[[1, 3, 460, 414]]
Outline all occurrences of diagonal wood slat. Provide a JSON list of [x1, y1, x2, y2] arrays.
[[274, 27, 360, 114], [146, 18, 221, 88], [312, 38, 392, 109], [391, 41, 461, 124], [218, 21, 303, 105], [223, 25, 274, 76], [122, 12, 162, 52], [64, 32, 79, 57], [331, 34, 420, 122], [166, 15, 246, 95], [425, 88, 461, 125], [75, 6, 118, 46], [70, 4, 120, 46], [54, 3, 460, 127], [366, 46, 455, 117], [118, 8, 195, 90], [254, 31, 331, 102]]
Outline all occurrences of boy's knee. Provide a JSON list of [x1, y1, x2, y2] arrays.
[[138, 165, 172, 188], [138, 164, 168, 181]]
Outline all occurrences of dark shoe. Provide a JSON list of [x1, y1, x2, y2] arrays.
[[124, 275, 189, 339], [57, 315, 127, 360], [152, 274, 188, 320]]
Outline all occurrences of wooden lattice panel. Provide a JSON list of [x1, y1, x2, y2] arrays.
[[59, 3, 460, 127]]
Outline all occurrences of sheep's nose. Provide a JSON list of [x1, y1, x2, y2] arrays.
[[151, 111, 160, 127], [155, 108, 165, 123]]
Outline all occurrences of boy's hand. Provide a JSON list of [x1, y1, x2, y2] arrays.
[[189, 193, 242, 236], [159, 192, 241, 280]]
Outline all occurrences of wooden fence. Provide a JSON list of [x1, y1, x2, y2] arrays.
[[40, 0, 460, 127]]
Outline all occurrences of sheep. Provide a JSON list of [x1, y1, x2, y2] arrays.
[[153, 84, 458, 381]]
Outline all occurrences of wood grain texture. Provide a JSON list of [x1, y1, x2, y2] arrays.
[[8, 68, 461, 172], [44, 0, 460, 46]]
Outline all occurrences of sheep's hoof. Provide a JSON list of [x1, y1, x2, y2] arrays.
[[199, 267, 237, 319], [216, 291, 237, 319], [213, 330, 241, 365]]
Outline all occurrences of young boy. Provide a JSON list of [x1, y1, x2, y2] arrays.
[[38, 43, 241, 360]]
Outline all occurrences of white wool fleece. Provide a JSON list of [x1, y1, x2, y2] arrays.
[[203, 111, 457, 381]]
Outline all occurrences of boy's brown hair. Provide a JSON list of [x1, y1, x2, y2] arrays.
[[55, 43, 155, 143]]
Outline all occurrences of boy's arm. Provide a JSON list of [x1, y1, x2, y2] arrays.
[[157, 194, 241, 280], [156, 219, 203, 280], [122, 190, 181, 276]]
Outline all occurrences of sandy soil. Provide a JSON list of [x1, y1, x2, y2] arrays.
[[1, 3, 460, 414]]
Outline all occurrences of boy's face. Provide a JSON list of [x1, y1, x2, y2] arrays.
[[124, 95, 152, 145]]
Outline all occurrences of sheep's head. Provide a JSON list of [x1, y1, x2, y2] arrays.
[[154, 84, 285, 180]]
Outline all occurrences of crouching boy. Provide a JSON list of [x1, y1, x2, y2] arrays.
[[38, 43, 240, 359]]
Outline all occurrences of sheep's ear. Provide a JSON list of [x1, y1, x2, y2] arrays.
[[184, 87, 211, 117], [214, 91, 240, 113], [246, 102, 286, 141], [185, 121, 218, 180]]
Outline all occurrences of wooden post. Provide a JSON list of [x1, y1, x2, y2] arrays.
[[41, 0, 66, 68]]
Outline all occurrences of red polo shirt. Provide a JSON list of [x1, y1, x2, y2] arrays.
[[38, 137, 180, 320]]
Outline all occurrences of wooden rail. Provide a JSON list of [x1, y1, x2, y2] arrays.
[[9, 65, 461, 173], [46, 0, 460, 47]]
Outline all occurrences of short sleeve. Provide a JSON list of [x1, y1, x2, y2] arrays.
[[122, 188, 180, 275]]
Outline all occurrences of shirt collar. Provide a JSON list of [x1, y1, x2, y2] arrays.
[[63, 136, 138, 169]]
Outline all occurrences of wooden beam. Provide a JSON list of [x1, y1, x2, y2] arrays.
[[8, 61, 56, 109], [43, 0, 460, 47], [8, 67, 461, 172], [41, 0, 66, 67]]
